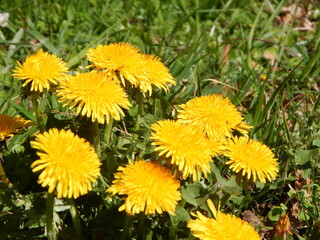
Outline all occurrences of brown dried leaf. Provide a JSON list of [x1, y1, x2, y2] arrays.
[[282, 4, 304, 19], [280, 3, 315, 30], [264, 50, 277, 66], [221, 43, 231, 65], [281, 12, 293, 23], [243, 210, 263, 228], [294, 170, 312, 196]]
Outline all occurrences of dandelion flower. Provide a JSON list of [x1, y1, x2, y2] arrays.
[[139, 54, 175, 93], [188, 199, 260, 240], [224, 136, 279, 183], [86, 43, 144, 86], [151, 120, 217, 181], [107, 160, 181, 215], [0, 114, 33, 141], [56, 71, 131, 124], [31, 128, 101, 199], [177, 94, 252, 139], [13, 49, 68, 92], [86, 42, 175, 94]]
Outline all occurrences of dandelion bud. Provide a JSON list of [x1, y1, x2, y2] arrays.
[[271, 214, 293, 240]]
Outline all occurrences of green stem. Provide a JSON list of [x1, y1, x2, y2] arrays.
[[179, 198, 187, 208], [104, 117, 114, 146], [67, 199, 83, 240], [133, 92, 143, 141], [0, 141, 9, 184], [31, 92, 45, 132], [46, 192, 56, 240], [195, 0, 200, 40], [0, 144, 10, 184], [220, 193, 231, 208], [89, 121, 101, 157], [235, 172, 243, 186], [121, 214, 134, 240], [137, 213, 146, 240]]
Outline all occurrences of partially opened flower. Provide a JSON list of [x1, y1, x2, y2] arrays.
[[272, 214, 292, 240], [56, 71, 131, 124], [0, 114, 33, 141], [188, 199, 260, 240], [177, 94, 252, 140], [224, 136, 279, 183], [31, 128, 101, 198], [107, 160, 181, 215], [13, 49, 68, 92], [151, 120, 219, 181], [86, 42, 175, 94]]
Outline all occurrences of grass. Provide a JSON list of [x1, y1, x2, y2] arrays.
[[0, 0, 319, 239]]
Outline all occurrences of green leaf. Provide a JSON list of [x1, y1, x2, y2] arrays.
[[313, 139, 320, 147], [170, 205, 190, 228], [220, 185, 241, 196], [181, 183, 206, 207], [66, 46, 88, 69], [6, 27, 24, 61], [268, 206, 285, 222], [229, 195, 244, 205], [66, 29, 109, 68], [12, 102, 36, 122], [298, 210, 310, 221], [287, 189, 297, 198], [295, 149, 319, 165], [54, 205, 71, 212], [210, 163, 241, 195], [25, 28, 58, 54]]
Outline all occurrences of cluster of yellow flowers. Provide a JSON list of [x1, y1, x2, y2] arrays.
[[4, 42, 280, 239], [13, 43, 175, 124]]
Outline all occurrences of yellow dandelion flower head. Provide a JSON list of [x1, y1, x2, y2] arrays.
[[86, 42, 175, 94], [31, 128, 101, 199], [177, 94, 252, 139], [139, 54, 175, 94], [56, 71, 131, 124], [13, 49, 68, 92], [188, 199, 261, 240], [150, 120, 213, 181], [207, 134, 226, 157], [0, 114, 33, 141], [224, 136, 279, 183], [107, 160, 181, 215], [86, 42, 145, 86]]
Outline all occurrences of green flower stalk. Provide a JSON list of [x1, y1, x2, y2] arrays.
[[133, 91, 143, 141], [45, 192, 57, 240], [31, 92, 46, 132]]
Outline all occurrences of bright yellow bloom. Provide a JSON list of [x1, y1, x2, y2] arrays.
[[31, 128, 101, 199], [224, 136, 279, 183], [177, 94, 252, 140], [56, 71, 131, 124], [151, 120, 218, 181], [188, 199, 261, 240], [107, 160, 181, 215], [139, 54, 175, 93], [13, 49, 68, 92], [86, 42, 175, 94], [0, 114, 33, 141], [86, 42, 145, 88]]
